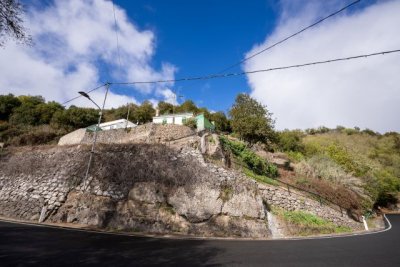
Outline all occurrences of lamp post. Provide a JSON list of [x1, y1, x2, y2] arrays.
[[79, 83, 110, 191]]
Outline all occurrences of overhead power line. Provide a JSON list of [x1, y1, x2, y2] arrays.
[[61, 49, 399, 106], [61, 83, 107, 105], [110, 49, 400, 86], [62, 1, 122, 107], [112, 0, 123, 71], [217, 0, 361, 73]]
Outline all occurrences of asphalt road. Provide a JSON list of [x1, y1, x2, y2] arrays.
[[0, 215, 399, 267]]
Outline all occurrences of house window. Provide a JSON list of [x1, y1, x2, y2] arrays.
[[182, 117, 187, 124], [162, 119, 167, 125]]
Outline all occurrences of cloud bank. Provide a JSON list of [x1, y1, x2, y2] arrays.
[[244, 0, 400, 133], [0, 0, 176, 108]]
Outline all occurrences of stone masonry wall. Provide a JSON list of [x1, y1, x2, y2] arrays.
[[258, 184, 360, 228], [58, 123, 195, 146], [0, 142, 362, 237]]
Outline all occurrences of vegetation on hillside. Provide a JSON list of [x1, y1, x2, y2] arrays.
[[272, 208, 351, 236], [0, 94, 231, 145], [229, 93, 275, 145], [219, 136, 278, 179], [1, 92, 399, 212], [276, 127, 400, 212]]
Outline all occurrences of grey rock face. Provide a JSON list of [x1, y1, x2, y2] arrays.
[[0, 143, 361, 237]]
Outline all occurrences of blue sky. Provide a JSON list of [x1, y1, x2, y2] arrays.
[[2, 0, 400, 132], [108, 0, 279, 113]]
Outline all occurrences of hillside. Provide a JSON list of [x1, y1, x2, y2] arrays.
[[0, 128, 366, 238], [274, 129, 400, 214]]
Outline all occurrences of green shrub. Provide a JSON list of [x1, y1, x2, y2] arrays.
[[220, 136, 278, 178], [183, 118, 197, 129], [327, 144, 369, 176], [277, 130, 305, 152], [342, 128, 358, 135], [8, 125, 66, 146], [287, 151, 305, 162]]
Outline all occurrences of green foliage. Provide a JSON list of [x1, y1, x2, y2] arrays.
[[276, 209, 352, 235], [219, 136, 278, 178], [302, 132, 400, 208], [342, 128, 358, 135], [183, 118, 197, 129], [105, 103, 138, 123], [277, 130, 305, 152], [157, 101, 174, 115], [305, 126, 331, 135], [0, 94, 21, 121], [326, 144, 369, 177], [35, 101, 64, 124], [229, 93, 275, 144], [209, 111, 231, 132], [133, 101, 155, 124], [287, 151, 305, 162], [9, 125, 65, 146], [243, 168, 278, 186], [175, 100, 198, 114], [9, 95, 45, 125], [51, 106, 99, 130], [362, 128, 379, 136]]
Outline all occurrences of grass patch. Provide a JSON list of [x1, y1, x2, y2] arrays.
[[275, 209, 351, 236], [287, 151, 305, 162], [243, 168, 278, 186]]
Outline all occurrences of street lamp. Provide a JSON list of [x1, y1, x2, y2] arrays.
[[79, 83, 110, 191]]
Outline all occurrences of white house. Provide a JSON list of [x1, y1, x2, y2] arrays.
[[152, 112, 194, 125], [97, 119, 137, 131]]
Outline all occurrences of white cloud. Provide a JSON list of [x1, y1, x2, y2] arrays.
[[0, 0, 176, 108], [244, 0, 400, 133]]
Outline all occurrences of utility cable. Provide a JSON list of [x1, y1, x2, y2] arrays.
[[112, 0, 123, 72], [111, 49, 400, 85], [217, 0, 361, 73], [61, 83, 107, 106]]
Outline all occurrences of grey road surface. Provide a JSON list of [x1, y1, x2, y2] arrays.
[[0, 215, 399, 266]]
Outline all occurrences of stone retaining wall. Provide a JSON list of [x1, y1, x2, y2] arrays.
[[258, 184, 359, 228], [58, 123, 195, 146], [0, 143, 362, 237]]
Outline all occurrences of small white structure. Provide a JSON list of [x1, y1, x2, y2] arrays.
[[152, 113, 194, 125], [98, 119, 137, 130]]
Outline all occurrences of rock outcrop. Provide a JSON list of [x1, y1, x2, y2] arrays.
[[0, 140, 362, 238]]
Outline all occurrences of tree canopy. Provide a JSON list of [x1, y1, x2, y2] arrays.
[[229, 93, 275, 144]]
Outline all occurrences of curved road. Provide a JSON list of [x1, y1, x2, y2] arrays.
[[0, 215, 399, 266]]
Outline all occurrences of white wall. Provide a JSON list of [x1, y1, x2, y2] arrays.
[[153, 114, 193, 125]]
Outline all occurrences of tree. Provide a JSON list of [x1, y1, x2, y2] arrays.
[[0, 0, 31, 46], [51, 106, 99, 130], [105, 103, 138, 122], [9, 95, 45, 125], [209, 111, 231, 132], [175, 100, 198, 114], [229, 93, 275, 144], [157, 101, 174, 115], [36, 101, 64, 124], [0, 93, 21, 121], [134, 101, 155, 124]]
